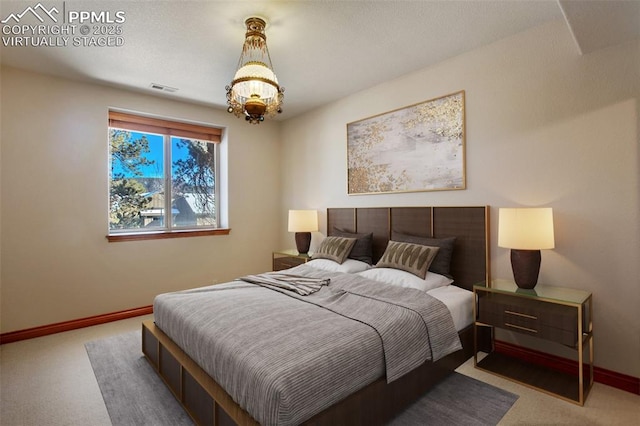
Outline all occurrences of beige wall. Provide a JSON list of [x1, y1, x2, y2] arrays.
[[280, 20, 640, 377], [0, 66, 282, 333], [1, 18, 638, 379]]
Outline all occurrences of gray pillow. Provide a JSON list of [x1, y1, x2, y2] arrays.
[[392, 231, 456, 277], [375, 241, 440, 279], [312, 236, 357, 264], [332, 228, 373, 264]]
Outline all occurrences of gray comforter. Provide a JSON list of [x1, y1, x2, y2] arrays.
[[153, 264, 462, 426]]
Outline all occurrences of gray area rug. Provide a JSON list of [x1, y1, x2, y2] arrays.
[[86, 331, 518, 425]]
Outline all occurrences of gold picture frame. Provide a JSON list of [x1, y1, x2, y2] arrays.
[[347, 90, 466, 195]]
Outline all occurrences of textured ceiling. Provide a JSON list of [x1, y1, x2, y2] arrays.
[[1, 1, 638, 120]]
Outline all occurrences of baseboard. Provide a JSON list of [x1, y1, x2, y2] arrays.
[[3, 310, 637, 396], [0, 305, 153, 345], [495, 340, 640, 395]]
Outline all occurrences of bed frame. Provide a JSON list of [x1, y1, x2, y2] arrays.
[[142, 206, 490, 425]]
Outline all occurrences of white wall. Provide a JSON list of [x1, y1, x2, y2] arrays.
[[280, 20, 640, 377], [0, 66, 282, 333]]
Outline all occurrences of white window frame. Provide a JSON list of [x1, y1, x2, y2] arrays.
[[107, 111, 228, 242]]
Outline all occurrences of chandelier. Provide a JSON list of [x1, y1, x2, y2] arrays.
[[226, 17, 284, 124]]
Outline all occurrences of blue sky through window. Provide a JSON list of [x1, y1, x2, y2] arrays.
[[111, 131, 191, 179]]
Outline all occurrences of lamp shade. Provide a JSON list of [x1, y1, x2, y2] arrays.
[[498, 208, 555, 250], [288, 210, 318, 232]]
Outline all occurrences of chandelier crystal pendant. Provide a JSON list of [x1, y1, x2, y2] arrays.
[[226, 17, 284, 124]]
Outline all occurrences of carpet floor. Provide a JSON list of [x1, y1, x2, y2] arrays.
[[86, 331, 518, 425]]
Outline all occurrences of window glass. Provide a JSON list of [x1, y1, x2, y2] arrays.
[[171, 137, 216, 228], [109, 130, 165, 230], [108, 112, 221, 235]]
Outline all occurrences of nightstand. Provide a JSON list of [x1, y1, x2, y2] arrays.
[[272, 249, 311, 271], [473, 279, 593, 405]]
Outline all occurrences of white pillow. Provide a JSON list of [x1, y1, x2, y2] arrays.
[[306, 258, 372, 273], [357, 267, 453, 292]]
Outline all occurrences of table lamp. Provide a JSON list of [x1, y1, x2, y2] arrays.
[[498, 207, 555, 289], [288, 210, 318, 254]]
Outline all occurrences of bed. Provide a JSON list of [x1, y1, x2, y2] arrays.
[[142, 206, 490, 425]]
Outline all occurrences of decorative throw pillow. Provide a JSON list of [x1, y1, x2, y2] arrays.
[[312, 236, 357, 264], [332, 228, 374, 264], [391, 231, 456, 277], [376, 241, 440, 279]]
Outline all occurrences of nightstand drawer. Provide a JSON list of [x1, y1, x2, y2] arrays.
[[478, 293, 578, 347], [273, 256, 307, 271]]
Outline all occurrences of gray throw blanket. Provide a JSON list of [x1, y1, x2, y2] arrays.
[[237, 272, 330, 295], [154, 265, 461, 425]]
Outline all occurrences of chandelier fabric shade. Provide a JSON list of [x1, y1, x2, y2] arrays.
[[226, 17, 284, 124]]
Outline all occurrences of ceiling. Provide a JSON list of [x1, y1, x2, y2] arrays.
[[1, 1, 638, 121]]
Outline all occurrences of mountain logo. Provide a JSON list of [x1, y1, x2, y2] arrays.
[[1, 3, 59, 24]]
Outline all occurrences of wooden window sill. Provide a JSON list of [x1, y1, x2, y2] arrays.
[[107, 228, 230, 242]]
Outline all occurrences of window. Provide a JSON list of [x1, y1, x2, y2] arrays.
[[108, 111, 227, 241]]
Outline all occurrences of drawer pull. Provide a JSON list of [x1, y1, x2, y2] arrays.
[[505, 310, 537, 320], [505, 323, 538, 333]]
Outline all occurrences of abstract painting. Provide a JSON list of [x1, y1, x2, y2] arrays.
[[347, 91, 466, 194]]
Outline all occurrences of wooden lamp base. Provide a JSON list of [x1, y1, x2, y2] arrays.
[[511, 249, 541, 289], [295, 232, 311, 254]]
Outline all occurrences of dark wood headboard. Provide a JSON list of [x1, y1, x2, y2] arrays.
[[327, 206, 490, 291]]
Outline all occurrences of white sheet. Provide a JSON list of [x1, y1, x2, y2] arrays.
[[427, 285, 474, 332]]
